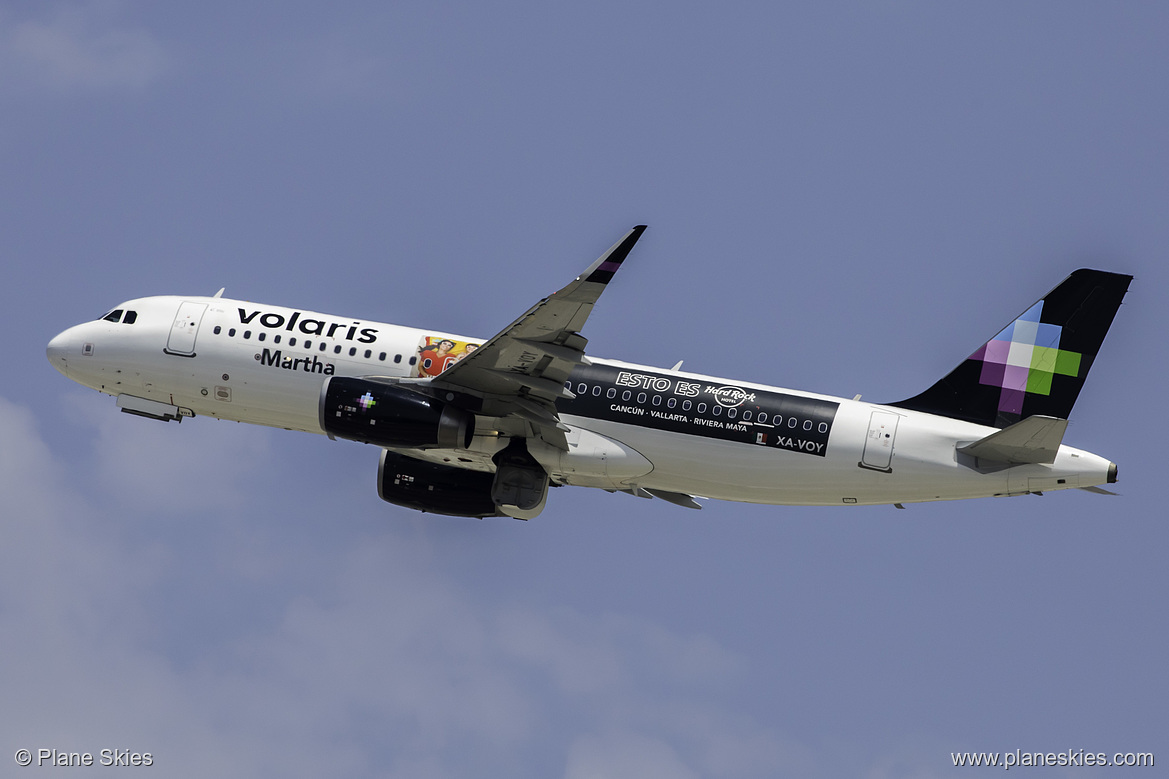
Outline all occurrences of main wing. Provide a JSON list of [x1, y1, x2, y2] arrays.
[[425, 225, 646, 449]]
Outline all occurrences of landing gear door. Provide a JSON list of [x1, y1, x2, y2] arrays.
[[860, 410, 899, 472], [165, 301, 207, 357]]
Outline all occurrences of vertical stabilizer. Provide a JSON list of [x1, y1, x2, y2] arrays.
[[891, 269, 1131, 427]]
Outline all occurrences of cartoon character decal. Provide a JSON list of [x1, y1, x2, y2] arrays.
[[412, 336, 481, 377]]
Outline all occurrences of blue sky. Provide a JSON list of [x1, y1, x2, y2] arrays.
[[2, 3, 1166, 777]]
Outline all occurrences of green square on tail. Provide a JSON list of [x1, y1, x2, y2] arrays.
[[1055, 349, 1081, 377], [1026, 370, 1054, 395]]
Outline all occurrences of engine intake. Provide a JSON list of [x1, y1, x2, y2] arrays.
[[320, 377, 473, 449], [378, 451, 501, 517]]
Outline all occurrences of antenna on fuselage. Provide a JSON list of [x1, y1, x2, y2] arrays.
[[213, 288, 225, 298]]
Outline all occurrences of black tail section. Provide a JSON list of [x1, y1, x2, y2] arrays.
[[890, 269, 1131, 428]]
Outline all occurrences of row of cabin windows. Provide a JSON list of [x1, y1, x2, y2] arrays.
[[100, 309, 138, 324], [568, 381, 830, 433], [210, 325, 416, 366]]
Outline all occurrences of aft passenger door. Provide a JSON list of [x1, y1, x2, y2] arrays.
[[860, 410, 899, 472], [165, 301, 207, 357]]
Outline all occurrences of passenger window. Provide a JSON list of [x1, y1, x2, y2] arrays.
[[365, 350, 372, 359], [788, 417, 798, 428], [304, 340, 312, 349], [103, 310, 123, 323], [409, 357, 417, 365], [320, 342, 327, 351], [727, 408, 737, 419], [289, 337, 297, 346], [682, 400, 691, 411], [228, 328, 236, 337], [592, 386, 601, 397], [213, 326, 222, 335], [348, 347, 356, 356], [622, 390, 631, 401], [742, 410, 751, 421], [394, 354, 402, 364], [578, 383, 587, 394], [607, 388, 616, 399], [667, 397, 676, 408], [637, 393, 647, 404], [712, 405, 722, 416], [335, 345, 342, 354], [274, 335, 281, 344], [243, 330, 251, 339], [652, 395, 661, 406], [803, 419, 813, 431], [123, 311, 137, 324], [757, 412, 767, 424], [258, 332, 265, 341], [697, 403, 707, 413], [379, 352, 387, 361]]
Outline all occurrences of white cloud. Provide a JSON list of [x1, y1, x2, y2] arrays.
[[1, 5, 168, 91], [864, 736, 961, 779], [661, 707, 815, 778], [494, 608, 743, 698], [0, 396, 184, 754], [64, 391, 272, 515], [1, 393, 812, 778], [220, 540, 538, 750], [564, 732, 701, 779]]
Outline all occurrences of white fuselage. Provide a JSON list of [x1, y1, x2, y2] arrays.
[[47, 295, 1116, 507]]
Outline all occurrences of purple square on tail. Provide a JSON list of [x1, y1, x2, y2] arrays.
[[982, 339, 1011, 364], [998, 387, 1025, 414], [979, 361, 1006, 387], [1001, 364, 1029, 391]]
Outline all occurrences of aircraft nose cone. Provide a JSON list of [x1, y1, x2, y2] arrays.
[[47, 330, 71, 377]]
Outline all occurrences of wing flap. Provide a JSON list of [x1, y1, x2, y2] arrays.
[[645, 489, 703, 509], [448, 366, 576, 402]]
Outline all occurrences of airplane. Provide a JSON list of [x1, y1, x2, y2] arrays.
[[46, 226, 1131, 519]]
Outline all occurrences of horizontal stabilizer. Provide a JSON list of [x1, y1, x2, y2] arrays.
[[957, 415, 1067, 464]]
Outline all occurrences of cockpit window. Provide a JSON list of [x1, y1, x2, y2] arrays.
[[99, 309, 138, 324]]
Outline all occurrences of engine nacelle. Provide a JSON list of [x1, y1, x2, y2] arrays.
[[320, 377, 473, 449], [378, 451, 502, 517]]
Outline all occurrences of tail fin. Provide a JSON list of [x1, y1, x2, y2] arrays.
[[890, 269, 1132, 428]]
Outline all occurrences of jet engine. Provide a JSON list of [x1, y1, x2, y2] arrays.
[[378, 451, 502, 517], [319, 377, 474, 449]]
